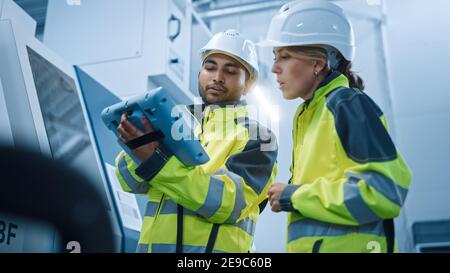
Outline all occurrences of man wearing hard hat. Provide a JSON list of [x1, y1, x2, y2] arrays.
[[115, 30, 278, 253]]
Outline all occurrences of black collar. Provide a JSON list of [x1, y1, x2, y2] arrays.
[[187, 100, 247, 121], [188, 100, 247, 112]]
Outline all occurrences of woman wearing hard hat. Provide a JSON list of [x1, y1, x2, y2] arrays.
[[258, 0, 412, 253]]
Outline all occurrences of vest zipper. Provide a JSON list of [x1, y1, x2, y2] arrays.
[[148, 193, 165, 252], [290, 104, 307, 184], [155, 193, 165, 218]]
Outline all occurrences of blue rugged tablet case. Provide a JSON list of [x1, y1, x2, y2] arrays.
[[101, 87, 209, 166]]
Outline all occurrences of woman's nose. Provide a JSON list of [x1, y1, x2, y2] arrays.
[[271, 63, 281, 74]]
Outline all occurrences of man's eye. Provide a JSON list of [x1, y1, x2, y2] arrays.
[[227, 69, 238, 75], [204, 65, 215, 70]]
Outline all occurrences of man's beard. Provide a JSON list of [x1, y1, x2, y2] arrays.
[[198, 82, 228, 105], [198, 82, 207, 104]]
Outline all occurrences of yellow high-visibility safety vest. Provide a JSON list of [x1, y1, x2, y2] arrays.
[[115, 101, 278, 253], [279, 71, 412, 253]]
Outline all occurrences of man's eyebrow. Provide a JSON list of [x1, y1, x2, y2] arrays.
[[224, 62, 240, 68], [203, 59, 241, 69], [203, 59, 217, 65]]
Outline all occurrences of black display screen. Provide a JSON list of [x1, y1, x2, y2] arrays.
[[27, 46, 110, 210]]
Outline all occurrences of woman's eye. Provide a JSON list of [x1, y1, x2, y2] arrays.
[[274, 55, 289, 61]]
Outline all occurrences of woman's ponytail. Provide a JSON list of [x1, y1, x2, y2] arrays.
[[336, 58, 365, 91]]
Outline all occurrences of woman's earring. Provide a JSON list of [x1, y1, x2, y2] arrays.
[[314, 71, 319, 77]]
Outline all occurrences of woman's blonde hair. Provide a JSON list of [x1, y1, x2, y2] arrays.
[[283, 45, 329, 68], [278, 46, 365, 90]]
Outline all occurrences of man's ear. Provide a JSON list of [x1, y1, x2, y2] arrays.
[[243, 80, 253, 96], [242, 70, 252, 95]]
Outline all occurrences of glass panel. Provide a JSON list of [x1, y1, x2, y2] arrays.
[[26, 46, 110, 210]]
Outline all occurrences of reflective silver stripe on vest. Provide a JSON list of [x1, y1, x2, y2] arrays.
[[214, 169, 246, 224], [160, 199, 196, 216], [145, 200, 196, 217], [234, 217, 256, 236], [346, 171, 408, 207], [144, 202, 159, 217], [151, 243, 226, 253], [196, 176, 225, 219], [144, 199, 255, 235], [136, 243, 149, 253], [118, 156, 149, 194], [343, 176, 381, 224], [288, 218, 385, 243]]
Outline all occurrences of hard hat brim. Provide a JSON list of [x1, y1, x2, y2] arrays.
[[256, 39, 355, 61], [202, 50, 257, 76], [255, 39, 286, 48]]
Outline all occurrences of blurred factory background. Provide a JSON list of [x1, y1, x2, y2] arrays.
[[0, 0, 449, 253]]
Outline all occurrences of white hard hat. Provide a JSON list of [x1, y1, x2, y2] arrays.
[[257, 0, 355, 62], [200, 29, 259, 85]]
